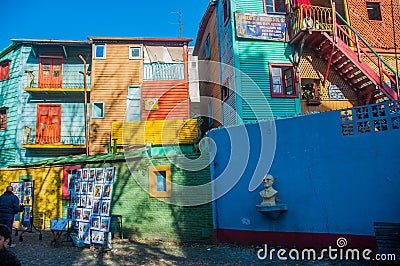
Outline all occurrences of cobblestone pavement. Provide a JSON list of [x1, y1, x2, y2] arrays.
[[9, 230, 391, 265]]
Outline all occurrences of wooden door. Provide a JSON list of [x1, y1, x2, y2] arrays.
[[38, 55, 63, 88], [36, 104, 61, 144]]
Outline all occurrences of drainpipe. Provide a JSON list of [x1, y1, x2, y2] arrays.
[[79, 55, 89, 156]]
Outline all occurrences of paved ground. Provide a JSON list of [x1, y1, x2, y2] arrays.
[[8, 230, 393, 265]]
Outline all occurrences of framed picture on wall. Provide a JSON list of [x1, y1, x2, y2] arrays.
[[81, 182, 88, 194], [105, 167, 114, 183], [86, 195, 93, 208], [76, 169, 83, 181], [67, 206, 75, 220], [92, 199, 101, 216], [94, 185, 102, 198], [89, 169, 96, 181], [23, 206, 30, 222], [10, 182, 22, 194], [23, 182, 32, 196], [68, 174, 76, 190], [100, 200, 110, 216], [83, 168, 90, 181], [102, 184, 112, 199], [80, 195, 87, 207], [91, 216, 101, 230], [100, 217, 111, 232], [82, 208, 91, 222], [91, 230, 105, 244], [88, 182, 94, 194], [75, 208, 83, 221], [74, 181, 81, 194], [95, 168, 104, 183]]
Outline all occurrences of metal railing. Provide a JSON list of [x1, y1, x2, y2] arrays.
[[289, 4, 399, 98], [23, 125, 85, 146], [143, 63, 185, 80], [25, 70, 91, 89]]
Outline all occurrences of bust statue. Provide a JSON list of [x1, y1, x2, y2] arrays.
[[259, 174, 278, 206]]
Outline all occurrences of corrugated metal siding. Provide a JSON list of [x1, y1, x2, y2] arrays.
[[218, 0, 237, 126], [111, 119, 198, 145], [141, 80, 189, 120], [234, 0, 264, 12], [0, 46, 22, 167], [90, 43, 143, 153], [238, 41, 299, 120]]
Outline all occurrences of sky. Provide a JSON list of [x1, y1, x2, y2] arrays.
[[1, 0, 210, 49]]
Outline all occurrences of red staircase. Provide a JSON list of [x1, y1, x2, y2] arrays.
[[290, 4, 399, 105]]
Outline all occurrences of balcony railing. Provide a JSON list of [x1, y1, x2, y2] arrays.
[[143, 63, 185, 80], [25, 70, 90, 89], [23, 125, 85, 146]]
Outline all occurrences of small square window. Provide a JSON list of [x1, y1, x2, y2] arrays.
[[129, 46, 142, 59], [0, 61, 10, 81], [94, 44, 106, 59], [149, 165, 171, 197], [92, 102, 104, 118], [0, 107, 8, 130], [366, 2, 382, 21]]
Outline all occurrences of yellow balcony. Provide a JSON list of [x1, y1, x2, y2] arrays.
[[111, 119, 199, 146]]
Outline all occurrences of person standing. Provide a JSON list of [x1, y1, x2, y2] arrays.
[[0, 186, 20, 248]]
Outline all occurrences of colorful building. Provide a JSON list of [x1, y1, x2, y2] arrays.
[[0, 39, 91, 167], [194, 0, 399, 130], [87, 37, 196, 154]]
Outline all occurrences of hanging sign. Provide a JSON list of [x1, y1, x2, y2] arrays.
[[235, 12, 286, 41]]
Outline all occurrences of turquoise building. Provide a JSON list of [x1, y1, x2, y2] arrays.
[[194, 0, 299, 128], [0, 39, 91, 167]]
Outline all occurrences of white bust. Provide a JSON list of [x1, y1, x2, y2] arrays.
[[259, 174, 278, 206]]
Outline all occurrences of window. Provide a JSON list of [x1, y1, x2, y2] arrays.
[[269, 64, 296, 98], [149, 165, 171, 197], [205, 34, 211, 59], [94, 44, 106, 59], [92, 102, 104, 118], [264, 0, 286, 13], [208, 99, 214, 127], [366, 2, 382, 21], [129, 46, 142, 59], [0, 61, 10, 81], [0, 107, 8, 130], [223, 0, 230, 25]]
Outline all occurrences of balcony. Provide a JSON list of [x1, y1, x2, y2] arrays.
[[24, 70, 90, 99], [143, 63, 185, 81], [22, 125, 86, 149]]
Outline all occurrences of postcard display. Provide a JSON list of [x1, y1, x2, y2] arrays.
[[67, 167, 114, 246], [9, 181, 42, 240]]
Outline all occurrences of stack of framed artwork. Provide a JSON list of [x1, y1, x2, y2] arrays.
[[10, 181, 33, 226], [67, 167, 114, 246]]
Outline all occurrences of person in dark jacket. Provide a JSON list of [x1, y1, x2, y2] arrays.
[[0, 224, 21, 265], [0, 186, 20, 247]]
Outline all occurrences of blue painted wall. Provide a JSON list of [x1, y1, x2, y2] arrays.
[[208, 105, 400, 237]]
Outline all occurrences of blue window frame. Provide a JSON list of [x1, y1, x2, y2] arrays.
[[205, 34, 211, 59], [94, 44, 106, 59]]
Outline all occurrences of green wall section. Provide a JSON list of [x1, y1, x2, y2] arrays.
[[83, 153, 213, 242]]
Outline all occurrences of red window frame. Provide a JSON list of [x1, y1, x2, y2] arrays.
[[0, 61, 10, 81], [269, 63, 297, 98], [0, 107, 8, 130]]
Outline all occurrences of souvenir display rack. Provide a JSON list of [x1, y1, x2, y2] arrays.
[[10, 180, 42, 241], [67, 167, 115, 248]]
